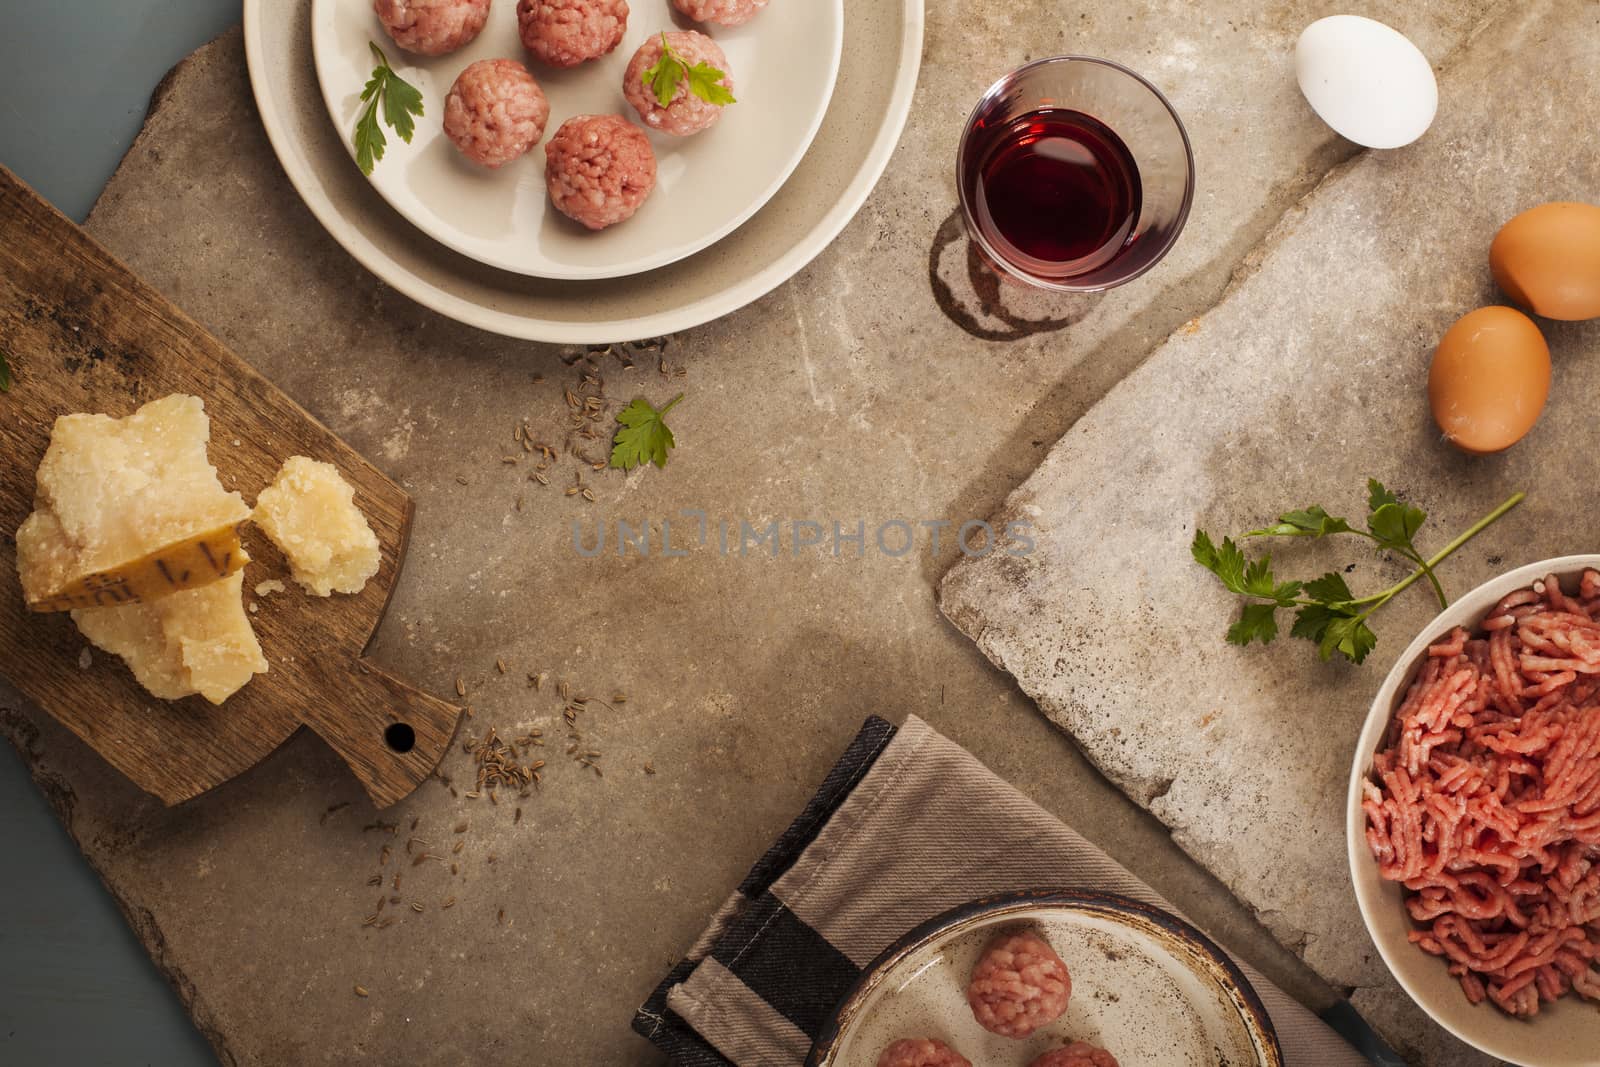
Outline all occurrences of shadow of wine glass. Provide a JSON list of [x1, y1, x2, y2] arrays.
[[926, 206, 1102, 343]]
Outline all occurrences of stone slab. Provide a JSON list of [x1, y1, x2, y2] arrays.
[[0, 0, 1513, 1063], [941, 2, 1600, 1064]]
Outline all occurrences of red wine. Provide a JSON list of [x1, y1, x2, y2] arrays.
[[964, 108, 1142, 280]]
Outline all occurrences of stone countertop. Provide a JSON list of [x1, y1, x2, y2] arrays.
[[0, 1, 1522, 1063], [942, 1, 1600, 1064]]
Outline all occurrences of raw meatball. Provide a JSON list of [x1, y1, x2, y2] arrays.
[[673, 0, 768, 27], [517, 0, 629, 68], [967, 929, 1073, 1038], [623, 31, 734, 136], [373, 0, 489, 56], [1028, 1042, 1120, 1067], [876, 1037, 972, 1067], [544, 115, 657, 230], [443, 60, 550, 168]]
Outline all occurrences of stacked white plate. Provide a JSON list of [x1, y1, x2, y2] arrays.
[[242, 0, 925, 342]]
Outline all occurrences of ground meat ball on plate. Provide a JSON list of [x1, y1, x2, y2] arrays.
[[517, 0, 629, 68], [373, 0, 489, 55], [673, 0, 768, 27], [623, 31, 734, 136], [875, 1037, 972, 1067], [443, 60, 550, 168], [544, 115, 656, 230], [967, 929, 1073, 1038], [1028, 1041, 1120, 1067]]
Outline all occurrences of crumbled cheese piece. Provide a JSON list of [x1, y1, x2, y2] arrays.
[[254, 579, 286, 597], [72, 572, 267, 704], [77, 647, 93, 670], [253, 457, 380, 597], [16, 395, 249, 612]]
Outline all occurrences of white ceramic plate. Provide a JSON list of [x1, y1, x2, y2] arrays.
[[808, 892, 1281, 1067], [311, 0, 843, 279], [1347, 555, 1600, 1067], [244, 0, 921, 341]]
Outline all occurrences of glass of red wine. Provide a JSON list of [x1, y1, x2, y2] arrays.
[[957, 56, 1194, 292]]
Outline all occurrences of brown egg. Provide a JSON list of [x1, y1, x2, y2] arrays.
[[1428, 306, 1550, 455], [1490, 202, 1600, 320]]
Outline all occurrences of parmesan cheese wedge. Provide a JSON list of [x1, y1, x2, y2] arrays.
[[17, 395, 250, 612], [72, 571, 268, 705], [253, 457, 380, 597]]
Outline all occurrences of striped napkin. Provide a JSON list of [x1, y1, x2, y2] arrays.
[[633, 715, 1369, 1066]]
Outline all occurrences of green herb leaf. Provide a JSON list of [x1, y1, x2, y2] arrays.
[[1245, 505, 1353, 539], [642, 34, 683, 108], [686, 62, 736, 105], [1321, 614, 1378, 664], [1227, 603, 1281, 647], [1193, 482, 1526, 667], [355, 101, 387, 177], [1368, 501, 1426, 551], [610, 394, 683, 471], [353, 42, 424, 176], [383, 73, 424, 144], [1192, 531, 1299, 605], [1290, 602, 1343, 643], [0, 348, 12, 392], [1302, 571, 1355, 605], [641, 33, 735, 109], [1366, 479, 1400, 513]]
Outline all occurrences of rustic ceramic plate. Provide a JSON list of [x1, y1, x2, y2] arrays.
[[808, 890, 1281, 1067], [1347, 555, 1600, 1067], [310, 0, 843, 279], [242, 0, 923, 342]]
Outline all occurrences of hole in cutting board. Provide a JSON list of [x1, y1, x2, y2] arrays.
[[384, 722, 416, 753]]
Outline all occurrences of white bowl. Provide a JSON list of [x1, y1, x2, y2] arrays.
[[311, 0, 844, 280], [1346, 554, 1600, 1066]]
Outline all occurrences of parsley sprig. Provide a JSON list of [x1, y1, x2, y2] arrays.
[[641, 34, 736, 109], [354, 42, 424, 176], [610, 394, 683, 471], [1192, 481, 1525, 664]]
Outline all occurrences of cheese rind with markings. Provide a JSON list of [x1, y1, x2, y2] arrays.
[[253, 457, 380, 597], [16, 394, 249, 612], [73, 571, 267, 704]]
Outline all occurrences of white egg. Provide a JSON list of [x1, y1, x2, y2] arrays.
[[1295, 15, 1438, 149]]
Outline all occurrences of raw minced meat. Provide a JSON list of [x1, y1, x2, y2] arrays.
[[673, 0, 768, 27], [373, 0, 489, 55], [517, 0, 629, 68], [444, 60, 550, 168], [1028, 1041, 1120, 1067], [967, 929, 1073, 1038], [544, 114, 656, 230], [875, 1037, 972, 1067], [623, 31, 734, 136]]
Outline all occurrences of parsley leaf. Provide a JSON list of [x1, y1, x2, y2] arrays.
[[686, 62, 737, 106], [1302, 571, 1355, 605], [641, 33, 737, 109], [1245, 505, 1352, 539], [610, 394, 683, 471], [1192, 484, 1526, 666], [354, 42, 424, 176], [1322, 614, 1378, 664], [1191, 531, 1299, 604], [0, 348, 11, 392], [1227, 603, 1281, 647]]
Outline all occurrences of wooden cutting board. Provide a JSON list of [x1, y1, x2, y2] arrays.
[[0, 166, 463, 808]]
